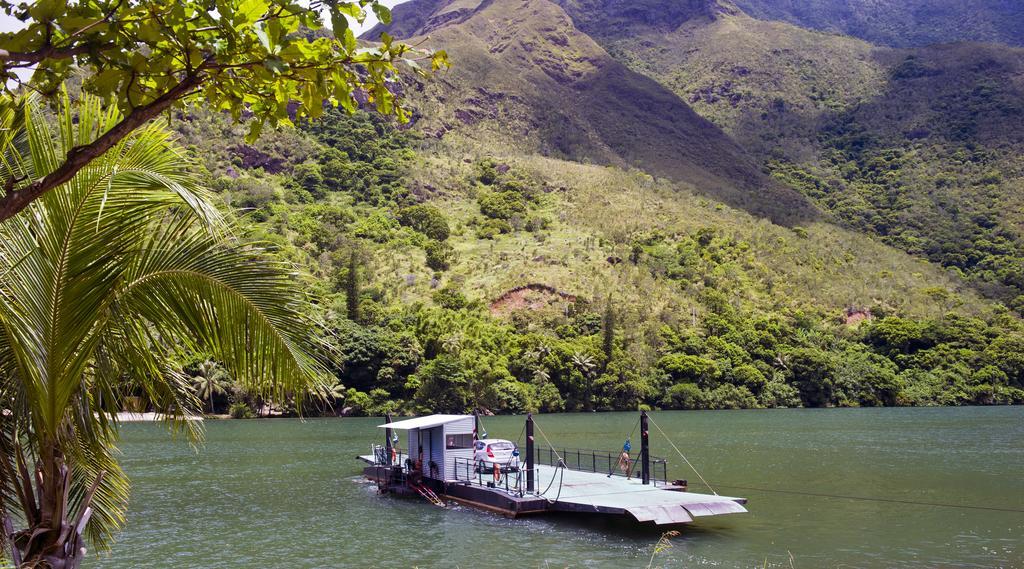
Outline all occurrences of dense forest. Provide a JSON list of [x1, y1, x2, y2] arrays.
[[169, 105, 1024, 417]]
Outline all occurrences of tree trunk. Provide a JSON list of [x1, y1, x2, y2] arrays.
[[9, 440, 97, 569]]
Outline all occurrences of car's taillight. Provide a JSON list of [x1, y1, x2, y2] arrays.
[[487, 448, 494, 458]]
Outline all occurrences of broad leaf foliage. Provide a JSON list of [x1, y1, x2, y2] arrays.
[[0, 0, 448, 221], [0, 0, 445, 132]]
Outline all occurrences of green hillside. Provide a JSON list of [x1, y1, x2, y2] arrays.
[[163, 0, 1024, 415], [367, 0, 815, 226], [563, 3, 1024, 308], [171, 98, 1023, 415], [732, 0, 1024, 48]]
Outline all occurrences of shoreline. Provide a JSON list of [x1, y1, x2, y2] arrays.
[[116, 412, 204, 422]]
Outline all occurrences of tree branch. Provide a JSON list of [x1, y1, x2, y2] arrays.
[[0, 71, 207, 223], [0, 43, 101, 65]]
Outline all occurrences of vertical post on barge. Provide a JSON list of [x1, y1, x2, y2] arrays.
[[384, 413, 394, 465], [473, 410, 481, 440], [526, 413, 535, 492], [640, 410, 650, 485]]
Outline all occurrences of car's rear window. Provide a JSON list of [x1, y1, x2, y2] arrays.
[[489, 442, 514, 451]]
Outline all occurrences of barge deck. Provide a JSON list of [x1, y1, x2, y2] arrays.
[[358, 456, 746, 524], [356, 412, 747, 526]]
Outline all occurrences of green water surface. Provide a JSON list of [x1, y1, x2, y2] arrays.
[[89, 407, 1023, 568]]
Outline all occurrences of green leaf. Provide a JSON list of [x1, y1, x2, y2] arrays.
[[56, 15, 99, 31], [87, 68, 123, 99], [245, 119, 263, 143], [372, 4, 391, 25], [342, 27, 356, 53], [236, 0, 269, 26], [330, 7, 350, 39], [337, 3, 363, 19], [136, 20, 163, 44], [255, 26, 272, 52], [262, 56, 287, 74], [431, 50, 450, 71], [28, 0, 62, 21]]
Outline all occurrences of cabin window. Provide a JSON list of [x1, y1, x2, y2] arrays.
[[446, 433, 474, 449]]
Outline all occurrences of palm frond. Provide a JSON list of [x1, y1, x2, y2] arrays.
[[0, 91, 326, 556], [116, 214, 331, 403]]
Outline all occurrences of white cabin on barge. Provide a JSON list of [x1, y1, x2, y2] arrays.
[[381, 414, 476, 481]]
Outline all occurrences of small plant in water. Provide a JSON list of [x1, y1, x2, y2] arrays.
[[646, 530, 681, 569]]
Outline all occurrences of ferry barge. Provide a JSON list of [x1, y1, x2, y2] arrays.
[[357, 412, 747, 525]]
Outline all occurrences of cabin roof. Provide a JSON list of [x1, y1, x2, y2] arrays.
[[377, 414, 473, 430]]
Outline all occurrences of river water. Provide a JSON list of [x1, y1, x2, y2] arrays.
[[89, 407, 1023, 568]]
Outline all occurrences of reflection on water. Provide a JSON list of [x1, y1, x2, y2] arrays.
[[91, 407, 1024, 568]]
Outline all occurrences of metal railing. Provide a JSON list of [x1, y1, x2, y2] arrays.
[[453, 457, 531, 497], [533, 446, 669, 486], [453, 447, 670, 496], [369, 443, 408, 468]]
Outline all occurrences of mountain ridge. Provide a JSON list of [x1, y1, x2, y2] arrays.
[[579, 5, 1024, 303], [368, 0, 1024, 306], [731, 0, 1024, 48], [552, 0, 740, 36], [366, 0, 817, 225]]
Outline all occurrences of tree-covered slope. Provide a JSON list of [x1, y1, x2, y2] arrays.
[[566, 3, 1024, 309], [732, 0, 1024, 48], [160, 0, 1024, 415], [365, 0, 816, 225], [169, 104, 1024, 415]]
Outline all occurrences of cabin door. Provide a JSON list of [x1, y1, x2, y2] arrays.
[[427, 427, 444, 479]]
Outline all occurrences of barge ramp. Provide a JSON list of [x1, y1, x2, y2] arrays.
[[536, 467, 746, 524]]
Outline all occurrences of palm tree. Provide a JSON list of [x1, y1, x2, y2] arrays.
[[0, 93, 326, 567], [190, 361, 230, 414], [441, 332, 464, 355], [315, 379, 347, 416], [531, 367, 551, 384], [572, 352, 597, 411]]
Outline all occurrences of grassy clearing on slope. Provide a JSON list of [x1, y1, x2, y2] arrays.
[[397, 138, 988, 323]]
